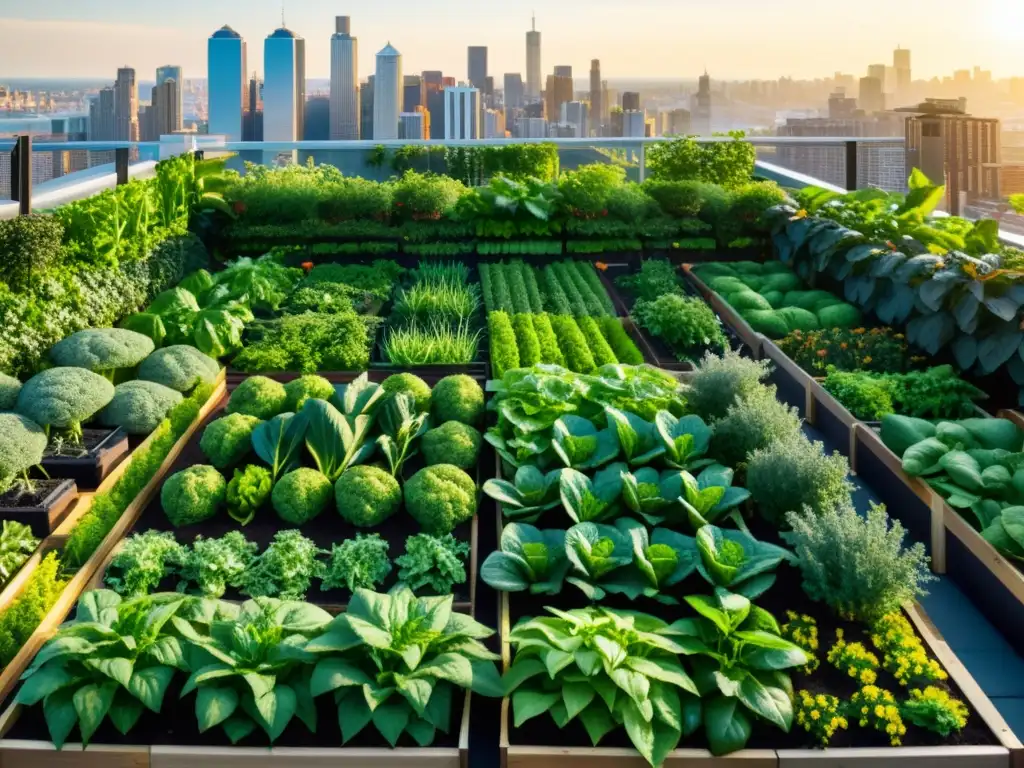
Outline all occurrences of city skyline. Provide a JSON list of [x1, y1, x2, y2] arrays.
[[0, 0, 1020, 81]]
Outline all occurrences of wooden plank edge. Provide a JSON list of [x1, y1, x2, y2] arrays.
[[458, 689, 471, 768], [851, 425, 937, 508], [944, 506, 1024, 606], [807, 380, 857, 431], [150, 745, 459, 767], [906, 601, 1023, 752], [502, 745, 778, 766], [997, 410, 1024, 430]]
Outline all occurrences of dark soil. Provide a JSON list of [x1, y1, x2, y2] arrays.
[[0, 479, 68, 510], [42, 428, 113, 459]]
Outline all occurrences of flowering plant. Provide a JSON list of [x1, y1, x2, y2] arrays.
[[778, 327, 914, 376]]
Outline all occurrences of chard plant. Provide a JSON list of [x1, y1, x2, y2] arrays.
[[483, 465, 564, 523], [377, 392, 429, 477], [695, 525, 795, 599], [480, 523, 569, 595]]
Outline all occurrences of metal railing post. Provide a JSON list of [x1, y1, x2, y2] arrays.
[[11, 135, 32, 215], [845, 140, 858, 191], [115, 147, 130, 185], [638, 142, 646, 184]]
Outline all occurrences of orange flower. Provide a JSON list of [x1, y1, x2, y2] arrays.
[[840, 342, 848, 350], [301, 261, 314, 273], [862, 356, 873, 364], [595, 261, 608, 272], [817, 349, 828, 358]]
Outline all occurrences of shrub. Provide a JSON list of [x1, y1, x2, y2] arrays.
[[422, 421, 482, 469], [550, 315, 596, 374], [161, 465, 226, 527], [729, 181, 787, 234], [646, 133, 755, 188], [606, 183, 658, 222], [711, 386, 802, 467], [632, 294, 727, 362], [0, 414, 47, 494], [381, 372, 431, 413], [273, 467, 333, 525], [817, 303, 863, 329], [512, 313, 542, 367], [431, 374, 484, 426], [687, 350, 770, 421], [138, 345, 220, 392], [0, 374, 21, 411], [559, 164, 626, 217], [785, 499, 933, 623], [199, 412, 261, 468], [49, 328, 155, 376], [532, 314, 565, 366], [405, 464, 477, 534], [335, 465, 402, 527], [316, 176, 393, 221], [16, 367, 115, 438], [283, 374, 335, 412], [641, 179, 705, 218], [747, 435, 853, 527], [745, 309, 791, 339], [0, 215, 64, 293], [97, 380, 183, 435], [489, 311, 520, 377], [227, 376, 288, 420]]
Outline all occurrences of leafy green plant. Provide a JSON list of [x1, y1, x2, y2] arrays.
[[241, 530, 324, 600], [0, 413, 47, 496], [0, 552, 68, 666], [303, 375, 384, 482], [695, 526, 793, 598], [378, 393, 429, 477], [105, 531, 184, 596], [551, 415, 620, 470], [481, 523, 569, 595], [233, 312, 379, 374], [632, 294, 728, 363], [484, 465, 564, 522], [0, 520, 38, 587], [489, 311, 520, 378], [395, 533, 471, 594], [686, 350, 771, 422], [711, 387, 802, 468], [559, 463, 625, 523], [655, 412, 715, 471], [615, 258, 683, 302], [252, 412, 308, 483], [226, 464, 272, 525], [322, 534, 392, 593], [174, 531, 257, 598]]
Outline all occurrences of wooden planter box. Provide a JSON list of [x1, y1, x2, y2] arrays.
[[0, 478, 77, 538], [39, 427, 129, 491], [0, 372, 227, 711], [681, 267, 764, 360], [758, 336, 814, 419], [0, 691, 472, 768]]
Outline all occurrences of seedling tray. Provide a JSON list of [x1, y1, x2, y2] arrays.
[[37, 427, 129, 491], [0, 478, 77, 537]]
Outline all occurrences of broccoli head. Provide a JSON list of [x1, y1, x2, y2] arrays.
[[381, 373, 431, 413], [98, 380, 184, 435], [0, 373, 22, 411], [199, 412, 262, 468], [16, 367, 115, 437], [227, 376, 288, 420], [334, 465, 402, 528], [431, 374, 485, 426], [273, 468, 333, 525], [161, 465, 226, 527], [284, 375, 335, 411], [422, 421, 481, 470], [0, 413, 47, 493], [50, 328, 155, 374], [405, 464, 477, 534], [138, 345, 220, 393]]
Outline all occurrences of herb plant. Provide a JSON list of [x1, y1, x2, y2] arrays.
[[106, 531, 184, 596], [322, 534, 392, 593], [395, 533, 470, 594], [241, 530, 324, 600], [175, 531, 257, 598]]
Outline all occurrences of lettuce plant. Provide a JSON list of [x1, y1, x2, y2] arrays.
[[678, 464, 751, 529], [559, 463, 626, 523], [655, 412, 715, 471], [483, 465, 563, 522], [377, 392, 429, 477], [605, 407, 666, 467], [695, 526, 795, 599], [480, 523, 569, 594], [504, 605, 701, 767], [564, 522, 634, 599], [551, 415, 619, 470], [619, 519, 699, 603], [306, 587, 502, 747]]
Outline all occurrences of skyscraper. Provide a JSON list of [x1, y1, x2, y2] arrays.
[[561, 101, 588, 138], [894, 47, 911, 97], [399, 111, 426, 140], [693, 71, 712, 134], [243, 72, 264, 141], [554, 66, 572, 79], [468, 47, 488, 92], [589, 60, 602, 136], [114, 67, 138, 141], [545, 72, 573, 123], [89, 87, 115, 140], [330, 16, 359, 139], [504, 73, 524, 110], [304, 95, 330, 140], [374, 43, 402, 140], [208, 25, 247, 141], [156, 65, 183, 130], [149, 78, 180, 138], [621, 91, 640, 112], [360, 77, 374, 141], [526, 16, 541, 100], [404, 75, 425, 113], [444, 85, 481, 139], [263, 26, 306, 142], [859, 76, 884, 113], [867, 64, 887, 83]]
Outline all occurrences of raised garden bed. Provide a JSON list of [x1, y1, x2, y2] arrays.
[[0, 478, 77, 537], [37, 427, 129, 491]]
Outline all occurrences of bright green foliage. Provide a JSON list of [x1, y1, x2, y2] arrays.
[[431, 374, 484, 426], [0, 413, 47, 494], [901, 686, 969, 736], [335, 465, 402, 528], [273, 468, 333, 525], [687, 350, 771, 421], [616, 258, 683, 302], [834, 366, 987, 421], [599, 318, 644, 365], [422, 421, 482, 470], [98, 380, 183, 435], [880, 415, 938, 459], [513, 313, 542, 367], [695, 525, 793, 598], [489, 311, 520, 377], [306, 586, 502, 747], [817, 303, 863, 329], [405, 464, 478, 534], [138, 344, 220, 392], [0, 552, 67, 666], [711, 387, 802, 467], [381, 372, 431, 413], [50, 328, 154, 374], [199, 412, 261, 468], [0, 521, 38, 587], [532, 314, 565, 365], [577, 316, 618, 366], [16, 366, 115, 435], [785, 499, 933, 623], [241, 529, 324, 599], [550, 315, 597, 374], [747, 436, 853, 526], [482, 465, 564, 522], [632, 294, 727, 363], [161, 465, 227, 527], [822, 369, 895, 421], [232, 312, 379, 374], [378, 392, 429, 477], [395, 533, 471, 593], [0, 373, 22, 410], [283, 375, 335, 412], [322, 534, 392, 592], [227, 376, 288, 420], [174, 531, 257, 597], [226, 464, 272, 525], [105, 531, 184, 595], [729, 290, 773, 312], [480, 523, 569, 595]]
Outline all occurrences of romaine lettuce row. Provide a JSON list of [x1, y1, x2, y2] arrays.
[[306, 586, 502, 747], [695, 526, 796, 599], [655, 412, 715, 471], [605, 407, 666, 467], [483, 465, 564, 522], [559, 463, 626, 523], [552, 415, 620, 470], [480, 523, 569, 594]]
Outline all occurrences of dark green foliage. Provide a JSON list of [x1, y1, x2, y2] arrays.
[[615, 258, 683, 302], [540, 265, 572, 315], [335, 465, 402, 528], [550, 315, 597, 374], [632, 294, 728, 362], [405, 464, 478, 534], [233, 313, 378, 374], [162, 465, 227, 527], [711, 387, 803, 467], [0, 215, 64, 293], [641, 179, 705, 217], [431, 374, 485, 426], [272, 467, 333, 525], [422, 421, 482, 470], [577, 316, 618, 366]]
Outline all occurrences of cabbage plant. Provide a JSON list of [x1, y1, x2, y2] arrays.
[[605, 406, 666, 466], [480, 523, 569, 594], [655, 412, 715, 471], [559, 463, 626, 523]]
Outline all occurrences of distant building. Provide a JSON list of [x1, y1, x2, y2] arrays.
[[621, 91, 640, 112], [444, 85, 480, 139], [208, 25, 247, 141], [89, 87, 115, 141], [114, 67, 138, 141], [398, 110, 426, 139], [666, 108, 691, 135], [894, 47, 911, 97], [304, 95, 330, 139], [554, 65, 572, 79], [424, 71, 445, 139], [859, 76, 884, 113], [514, 116, 547, 138], [829, 89, 858, 119], [589, 60, 602, 136], [146, 77, 180, 139], [243, 72, 263, 141], [360, 76, 374, 141], [373, 43, 402, 139], [155, 66, 183, 132], [623, 110, 645, 137], [330, 16, 359, 139], [526, 16, 541, 100], [263, 26, 306, 142], [693, 71, 711, 134], [484, 108, 505, 138], [468, 46, 488, 92], [545, 73, 573, 124], [404, 75, 425, 113], [561, 100, 588, 138], [504, 73, 524, 110]]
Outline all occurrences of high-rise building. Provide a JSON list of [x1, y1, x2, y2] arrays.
[[468, 46, 488, 92], [424, 71, 445, 139], [867, 63, 886, 84], [693, 71, 712, 134], [894, 47, 911, 97], [828, 89, 858, 119], [208, 25, 247, 141], [561, 101, 588, 138], [114, 67, 138, 141], [623, 110, 645, 138], [589, 60, 602, 136], [155, 66, 183, 131], [398, 111, 426, 139], [514, 116, 547, 138], [526, 15, 541, 100], [545, 73, 573, 124], [554, 65, 572, 79], [859, 76, 884, 113], [404, 75, 425, 113], [666, 108, 691, 135], [374, 43, 402, 140], [444, 85, 481, 139], [621, 91, 640, 112], [360, 77, 374, 141], [243, 72, 264, 141], [504, 73, 524, 110], [330, 16, 359, 140], [902, 100, 1001, 215], [148, 78, 180, 139], [89, 87, 115, 141], [484, 108, 505, 138], [304, 95, 330, 139], [263, 26, 306, 142]]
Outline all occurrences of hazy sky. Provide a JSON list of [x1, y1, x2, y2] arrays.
[[0, 0, 1020, 82]]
